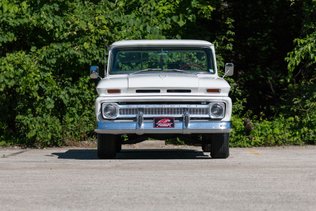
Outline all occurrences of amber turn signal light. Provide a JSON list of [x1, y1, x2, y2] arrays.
[[207, 89, 220, 93], [107, 89, 121, 94]]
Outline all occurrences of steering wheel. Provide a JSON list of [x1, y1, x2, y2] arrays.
[[179, 63, 204, 70]]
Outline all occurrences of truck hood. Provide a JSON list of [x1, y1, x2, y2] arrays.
[[97, 73, 231, 96], [128, 74, 198, 88]]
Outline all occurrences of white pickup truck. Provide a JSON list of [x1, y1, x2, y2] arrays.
[[90, 40, 234, 159]]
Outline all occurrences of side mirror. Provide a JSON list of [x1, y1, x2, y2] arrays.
[[224, 63, 234, 77], [90, 66, 100, 79]]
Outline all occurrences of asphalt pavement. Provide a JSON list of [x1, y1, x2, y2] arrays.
[[0, 141, 316, 211]]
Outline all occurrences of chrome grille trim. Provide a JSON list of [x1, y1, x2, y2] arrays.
[[118, 104, 210, 118]]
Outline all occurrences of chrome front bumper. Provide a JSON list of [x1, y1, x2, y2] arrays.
[[95, 120, 232, 135]]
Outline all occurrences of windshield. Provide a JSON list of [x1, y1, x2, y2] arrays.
[[110, 47, 215, 75]]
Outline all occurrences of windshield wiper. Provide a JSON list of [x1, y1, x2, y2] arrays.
[[130, 68, 162, 75], [163, 69, 194, 74], [130, 68, 196, 75]]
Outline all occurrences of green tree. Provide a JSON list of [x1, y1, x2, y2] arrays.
[[0, 0, 220, 146], [285, 0, 316, 144], [0, 0, 315, 146]]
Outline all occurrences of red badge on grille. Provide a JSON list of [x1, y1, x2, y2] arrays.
[[154, 117, 175, 128]]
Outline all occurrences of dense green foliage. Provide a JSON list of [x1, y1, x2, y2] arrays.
[[0, 0, 315, 147]]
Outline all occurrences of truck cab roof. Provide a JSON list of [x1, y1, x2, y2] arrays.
[[110, 40, 214, 48]]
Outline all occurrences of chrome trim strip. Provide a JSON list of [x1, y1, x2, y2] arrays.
[[95, 121, 232, 135]]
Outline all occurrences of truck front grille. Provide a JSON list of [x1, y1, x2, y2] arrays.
[[118, 104, 210, 118]]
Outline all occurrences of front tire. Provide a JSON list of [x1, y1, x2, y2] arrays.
[[210, 134, 230, 159], [116, 139, 122, 153], [97, 134, 117, 159]]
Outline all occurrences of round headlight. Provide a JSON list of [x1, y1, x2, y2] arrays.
[[102, 103, 119, 119], [210, 103, 225, 119]]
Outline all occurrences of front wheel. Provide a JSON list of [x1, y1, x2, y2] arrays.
[[203, 134, 229, 159], [210, 133, 230, 159], [97, 134, 117, 159], [116, 139, 122, 153]]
